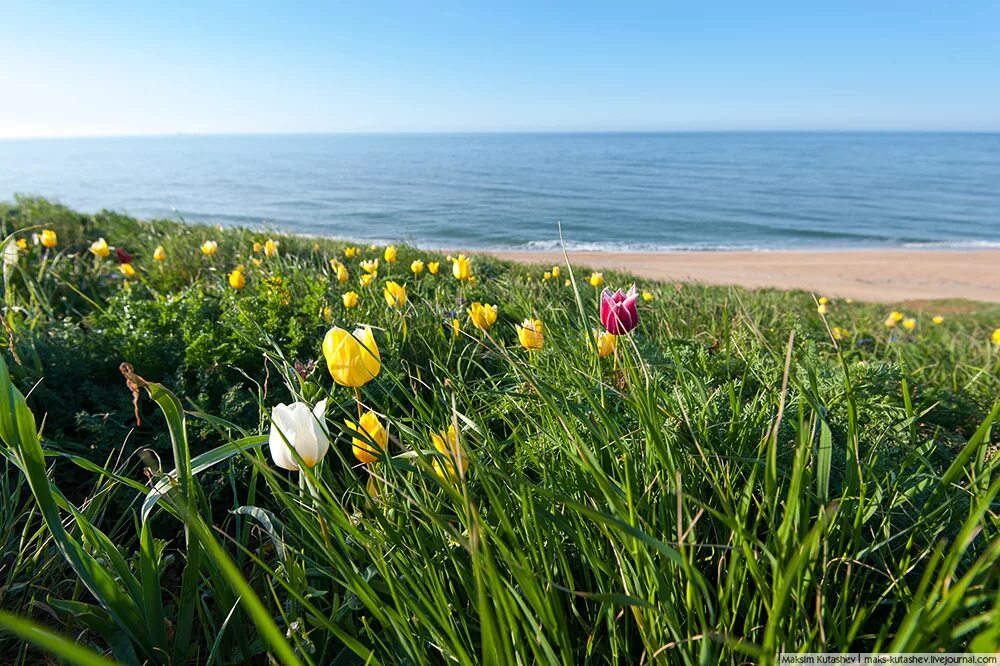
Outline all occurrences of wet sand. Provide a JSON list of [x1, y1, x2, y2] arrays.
[[482, 249, 1000, 304]]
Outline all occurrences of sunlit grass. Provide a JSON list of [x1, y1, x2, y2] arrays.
[[0, 196, 998, 664]]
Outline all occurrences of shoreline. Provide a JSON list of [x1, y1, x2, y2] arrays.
[[471, 248, 1000, 304]]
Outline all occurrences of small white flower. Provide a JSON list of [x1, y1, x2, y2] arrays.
[[268, 400, 330, 471]]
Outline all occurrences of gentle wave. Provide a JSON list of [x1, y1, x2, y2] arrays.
[[2, 132, 998, 250]]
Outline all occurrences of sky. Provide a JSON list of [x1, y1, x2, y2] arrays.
[[1, 1, 998, 137]]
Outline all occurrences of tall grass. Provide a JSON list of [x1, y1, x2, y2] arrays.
[[0, 197, 998, 663]]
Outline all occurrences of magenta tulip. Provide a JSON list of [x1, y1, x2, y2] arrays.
[[600, 285, 639, 334]]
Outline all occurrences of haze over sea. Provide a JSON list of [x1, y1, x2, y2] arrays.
[[1, 132, 998, 252]]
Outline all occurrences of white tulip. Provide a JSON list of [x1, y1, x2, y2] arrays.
[[268, 400, 330, 471]]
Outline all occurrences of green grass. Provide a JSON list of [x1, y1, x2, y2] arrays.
[[0, 195, 998, 664]]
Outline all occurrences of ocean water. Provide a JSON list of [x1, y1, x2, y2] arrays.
[[1, 132, 998, 251]]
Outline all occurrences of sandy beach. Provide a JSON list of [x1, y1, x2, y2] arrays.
[[485, 249, 1000, 304]]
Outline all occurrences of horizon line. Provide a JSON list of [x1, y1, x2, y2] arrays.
[[3, 128, 1000, 141]]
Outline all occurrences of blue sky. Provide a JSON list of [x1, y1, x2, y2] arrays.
[[1, 1, 998, 137]]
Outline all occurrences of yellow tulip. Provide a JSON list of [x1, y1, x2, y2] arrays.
[[344, 246, 359, 259], [89, 238, 110, 258], [452, 254, 472, 281], [932, 316, 944, 325], [817, 304, 828, 315], [594, 330, 616, 357], [832, 326, 848, 340], [201, 240, 218, 256], [551, 266, 560, 278], [360, 272, 376, 287], [902, 318, 916, 331], [427, 261, 440, 275], [119, 263, 136, 278], [347, 410, 388, 464], [40, 229, 57, 249], [322, 325, 381, 388], [342, 291, 359, 308], [329, 260, 349, 284], [641, 291, 654, 302], [322, 306, 333, 324], [368, 244, 378, 251], [383, 281, 407, 308], [16, 238, 27, 251], [564, 279, 571, 287], [252, 241, 262, 253], [467, 302, 497, 332], [264, 239, 278, 258], [451, 318, 461, 339], [228, 268, 246, 289], [153, 245, 166, 262], [360, 259, 379, 274], [588, 272, 604, 288], [410, 259, 424, 274], [517, 318, 544, 351], [890, 311, 904, 322], [431, 425, 467, 482], [543, 271, 552, 281], [384, 245, 397, 263], [992, 328, 1000, 345], [818, 296, 829, 305], [884, 316, 897, 329]]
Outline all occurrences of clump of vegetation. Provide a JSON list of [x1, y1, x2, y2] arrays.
[[0, 196, 998, 664]]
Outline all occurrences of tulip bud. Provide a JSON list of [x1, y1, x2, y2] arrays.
[[594, 330, 616, 357], [269, 400, 330, 471], [40, 229, 58, 249], [348, 410, 388, 464], [431, 425, 467, 482], [384, 245, 398, 263], [467, 302, 497, 332], [427, 261, 440, 275], [383, 281, 407, 308], [153, 246, 166, 262], [517, 318, 544, 350], [89, 238, 110, 258], [599, 285, 639, 335]]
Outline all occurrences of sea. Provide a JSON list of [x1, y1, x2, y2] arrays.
[[1, 132, 998, 251]]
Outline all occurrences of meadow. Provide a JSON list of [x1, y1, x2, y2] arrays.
[[0, 196, 998, 664]]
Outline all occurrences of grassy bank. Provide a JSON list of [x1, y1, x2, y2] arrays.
[[1, 196, 998, 664]]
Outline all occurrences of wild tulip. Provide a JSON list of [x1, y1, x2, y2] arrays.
[[431, 425, 467, 482], [594, 330, 616, 357], [427, 261, 440, 275], [201, 240, 218, 256], [932, 316, 944, 325], [264, 239, 279, 257], [153, 246, 166, 262], [411, 259, 424, 274], [384, 245, 398, 263], [467, 302, 497, 331], [342, 290, 359, 308], [383, 281, 407, 308], [818, 296, 830, 305], [269, 400, 330, 471], [89, 238, 110, 258], [832, 326, 848, 340], [543, 271, 552, 281], [347, 410, 388, 464], [452, 254, 472, 281], [551, 266, 560, 278], [817, 304, 828, 315], [15, 238, 27, 251], [588, 272, 604, 288], [252, 241, 263, 253], [119, 263, 136, 278], [360, 272, 376, 287], [368, 244, 378, 251], [228, 268, 246, 289], [902, 318, 916, 332], [450, 318, 461, 339], [40, 229, 57, 249], [322, 306, 333, 324], [344, 246, 359, 259], [599, 285, 639, 335], [323, 325, 381, 388], [992, 328, 1000, 345], [517, 318, 544, 350], [642, 291, 654, 302], [330, 260, 349, 284], [360, 258, 379, 274]]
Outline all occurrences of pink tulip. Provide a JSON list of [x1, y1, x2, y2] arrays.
[[600, 285, 639, 335]]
